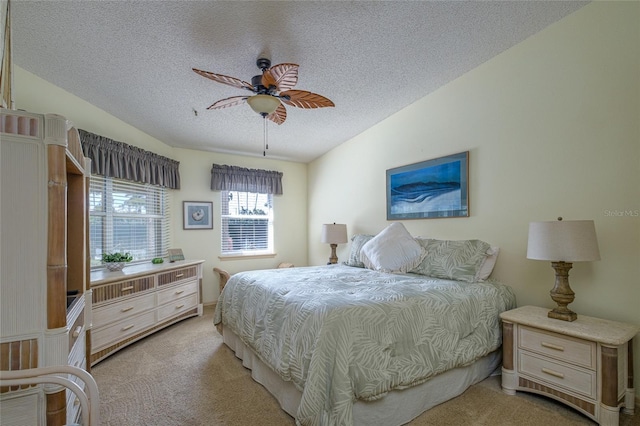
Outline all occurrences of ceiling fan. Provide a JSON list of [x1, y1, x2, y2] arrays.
[[192, 58, 334, 125]]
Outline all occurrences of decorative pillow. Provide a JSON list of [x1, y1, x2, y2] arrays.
[[360, 223, 426, 273], [475, 246, 500, 281], [410, 239, 492, 282], [343, 234, 374, 268]]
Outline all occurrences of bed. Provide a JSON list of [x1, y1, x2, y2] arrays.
[[214, 223, 517, 426]]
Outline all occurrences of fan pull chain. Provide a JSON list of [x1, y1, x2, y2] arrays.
[[263, 116, 269, 156]]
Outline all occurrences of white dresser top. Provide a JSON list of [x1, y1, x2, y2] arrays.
[[500, 305, 640, 346]]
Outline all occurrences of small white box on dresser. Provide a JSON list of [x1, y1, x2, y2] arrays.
[[501, 305, 640, 426]]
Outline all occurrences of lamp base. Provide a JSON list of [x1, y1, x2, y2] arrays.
[[548, 261, 577, 322], [548, 307, 577, 322], [327, 243, 338, 265]]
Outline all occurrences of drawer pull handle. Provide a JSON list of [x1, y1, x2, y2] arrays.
[[121, 306, 134, 312], [175, 273, 184, 278], [541, 368, 565, 379], [72, 326, 82, 338], [541, 342, 564, 351], [176, 304, 185, 309], [121, 286, 134, 292], [121, 324, 134, 331], [175, 290, 184, 295]]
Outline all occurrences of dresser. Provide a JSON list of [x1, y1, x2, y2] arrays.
[[90, 260, 204, 365], [0, 109, 91, 425], [501, 305, 639, 426]]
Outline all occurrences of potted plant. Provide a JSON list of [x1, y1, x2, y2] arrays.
[[102, 252, 133, 271]]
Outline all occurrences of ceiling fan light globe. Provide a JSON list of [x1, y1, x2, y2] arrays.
[[247, 94, 280, 115]]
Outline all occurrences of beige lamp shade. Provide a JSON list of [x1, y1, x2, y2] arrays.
[[321, 223, 348, 244], [246, 94, 280, 114], [527, 220, 600, 262]]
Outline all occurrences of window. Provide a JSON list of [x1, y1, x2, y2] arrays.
[[220, 190, 273, 256], [89, 175, 171, 267]]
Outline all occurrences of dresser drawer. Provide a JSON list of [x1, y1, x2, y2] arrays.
[[519, 352, 596, 399], [157, 293, 198, 322], [519, 326, 595, 369], [158, 266, 198, 287], [93, 310, 156, 351], [92, 275, 155, 305], [93, 293, 156, 328], [157, 281, 198, 306]]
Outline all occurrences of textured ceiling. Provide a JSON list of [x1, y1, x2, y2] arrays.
[[11, 1, 587, 163]]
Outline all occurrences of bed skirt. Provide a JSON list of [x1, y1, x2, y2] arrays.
[[223, 328, 501, 426]]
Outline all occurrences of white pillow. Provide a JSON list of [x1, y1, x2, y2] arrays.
[[475, 246, 500, 281], [360, 223, 426, 273]]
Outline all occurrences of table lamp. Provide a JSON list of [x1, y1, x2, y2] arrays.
[[527, 217, 600, 321], [321, 223, 348, 265]]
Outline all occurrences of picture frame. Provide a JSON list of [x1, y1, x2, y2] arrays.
[[167, 248, 185, 262], [183, 201, 213, 229], [386, 151, 469, 220]]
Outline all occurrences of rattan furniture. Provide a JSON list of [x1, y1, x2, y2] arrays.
[[501, 305, 639, 426], [90, 260, 204, 365], [0, 109, 91, 425]]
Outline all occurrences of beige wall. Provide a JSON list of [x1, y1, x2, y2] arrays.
[[170, 148, 308, 303], [14, 67, 309, 304], [309, 1, 640, 394]]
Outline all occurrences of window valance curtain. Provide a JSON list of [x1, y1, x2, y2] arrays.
[[79, 129, 181, 189], [210, 164, 283, 195]]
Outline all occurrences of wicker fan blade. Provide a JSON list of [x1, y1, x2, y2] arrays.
[[193, 68, 254, 91], [207, 96, 248, 110], [267, 103, 287, 125], [261, 70, 277, 90], [280, 90, 335, 109], [262, 63, 299, 91]]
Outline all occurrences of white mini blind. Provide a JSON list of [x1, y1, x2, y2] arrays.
[[89, 175, 171, 267], [220, 190, 273, 255]]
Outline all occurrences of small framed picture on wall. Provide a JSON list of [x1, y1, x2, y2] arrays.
[[183, 201, 213, 230]]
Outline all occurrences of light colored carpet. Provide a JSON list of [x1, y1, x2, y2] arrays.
[[92, 306, 640, 426]]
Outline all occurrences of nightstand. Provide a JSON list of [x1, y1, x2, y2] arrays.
[[500, 305, 639, 426]]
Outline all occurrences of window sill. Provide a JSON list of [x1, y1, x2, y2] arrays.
[[218, 253, 277, 261]]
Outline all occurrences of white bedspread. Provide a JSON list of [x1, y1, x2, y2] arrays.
[[214, 265, 516, 426]]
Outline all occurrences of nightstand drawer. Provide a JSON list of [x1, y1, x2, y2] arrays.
[[519, 352, 596, 398], [519, 326, 595, 369]]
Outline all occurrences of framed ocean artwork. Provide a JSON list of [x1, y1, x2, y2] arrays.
[[386, 151, 469, 220]]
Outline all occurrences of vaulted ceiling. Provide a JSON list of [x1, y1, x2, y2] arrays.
[[11, 1, 587, 162]]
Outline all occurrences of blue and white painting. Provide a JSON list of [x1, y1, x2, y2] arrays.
[[183, 201, 213, 229], [386, 152, 469, 219]]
